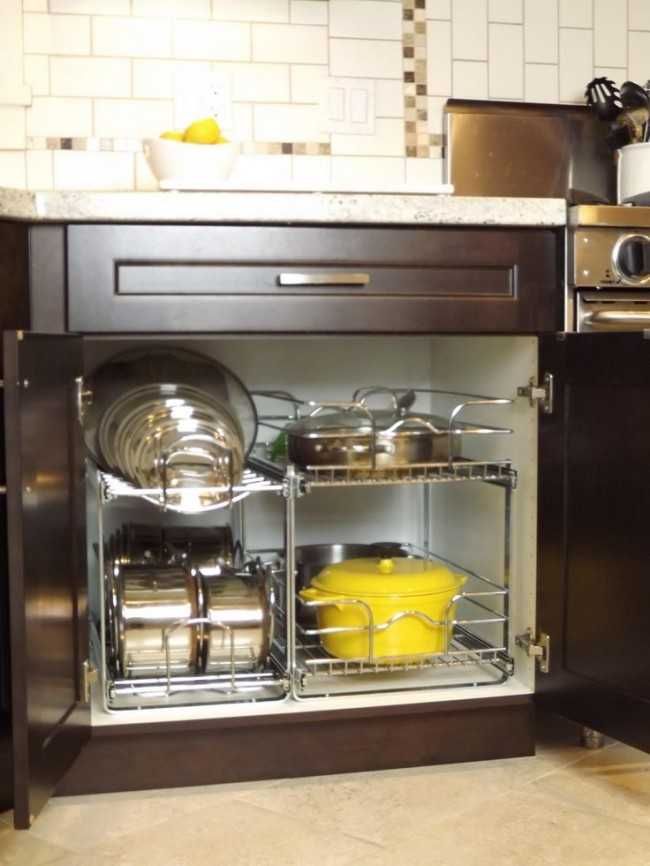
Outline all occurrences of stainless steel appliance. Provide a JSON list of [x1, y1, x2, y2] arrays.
[[569, 204, 650, 330]]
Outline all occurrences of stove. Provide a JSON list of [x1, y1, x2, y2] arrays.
[[569, 204, 650, 331]]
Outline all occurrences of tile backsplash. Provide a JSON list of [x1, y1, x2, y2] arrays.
[[0, 0, 649, 192]]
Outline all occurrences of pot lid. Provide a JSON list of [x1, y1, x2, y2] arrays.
[[288, 409, 453, 440], [311, 557, 465, 598]]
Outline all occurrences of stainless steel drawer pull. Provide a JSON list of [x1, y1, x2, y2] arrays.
[[585, 309, 650, 326], [278, 272, 370, 287]]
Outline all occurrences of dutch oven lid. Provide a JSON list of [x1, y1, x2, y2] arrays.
[[311, 557, 466, 598]]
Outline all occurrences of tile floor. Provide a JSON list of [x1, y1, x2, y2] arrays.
[[1, 713, 649, 866]]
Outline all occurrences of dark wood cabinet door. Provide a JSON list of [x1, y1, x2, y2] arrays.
[[3, 331, 89, 828], [537, 332, 650, 752]]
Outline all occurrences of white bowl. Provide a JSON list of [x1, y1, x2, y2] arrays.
[[143, 137, 239, 190]]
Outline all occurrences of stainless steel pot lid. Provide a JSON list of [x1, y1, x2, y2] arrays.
[[288, 408, 451, 440], [81, 348, 258, 512]]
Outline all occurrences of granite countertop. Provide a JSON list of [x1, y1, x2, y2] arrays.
[[0, 188, 567, 226]]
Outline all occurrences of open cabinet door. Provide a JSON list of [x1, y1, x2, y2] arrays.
[[3, 331, 89, 828], [537, 332, 650, 752]]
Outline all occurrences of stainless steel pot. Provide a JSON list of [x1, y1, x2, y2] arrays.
[[108, 523, 236, 570], [82, 348, 258, 513], [201, 566, 273, 673], [286, 389, 459, 470], [108, 565, 203, 679]]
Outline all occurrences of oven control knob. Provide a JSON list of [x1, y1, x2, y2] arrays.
[[612, 233, 650, 285]]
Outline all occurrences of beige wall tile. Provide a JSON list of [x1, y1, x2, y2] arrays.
[[174, 20, 251, 61], [290, 1, 328, 25], [329, 38, 401, 78], [27, 96, 92, 137], [525, 63, 559, 102], [24, 13, 90, 55], [453, 60, 489, 97], [23, 55, 49, 96], [560, 0, 592, 28], [53, 150, 134, 189], [133, 0, 210, 17], [94, 17, 172, 58], [630, 0, 650, 29], [524, 0, 558, 63], [427, 96, 446, 133], [94, 99, 173, 137], [375, 80, 404, 117], [594, 65, 626, 82], [331, 155, 405, 188], [629, 30, 650, 82], [232, 103, 254, 140], [427, 20, 452, 95], [220, 62, 291, 102], [453, 0, 488, 60], [290, 64, 327, 103], [331, 117, 403, 156], [254, 103, 325, 142], [26, 150, 53, 189], [50, 0, 130, 12], [253, 23, 327, 63], [213, 0, 289, 22], [292, 154, 331, 185], [133, 60, 175, 99], [489, 23, 523, 98], [23, 0, 48, 10], [329, 1, 401, 40], [0, 107, 26, 149], [594, 0, 627, 67], [560, 27, 593, 102], [426, 0, 451, 18], [488, 0, 522, 23], [51, 57, 131, 97], [0, 152, 26, 189], [406, 157, 443, 187]]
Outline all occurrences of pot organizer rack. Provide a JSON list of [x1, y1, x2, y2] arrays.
[[94, 386, 516, 710]]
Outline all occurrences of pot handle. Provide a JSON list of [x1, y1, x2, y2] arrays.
[[298, 586, 348, 610]]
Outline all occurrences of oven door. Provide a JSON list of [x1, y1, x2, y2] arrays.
[[577, 291, 650, 331]]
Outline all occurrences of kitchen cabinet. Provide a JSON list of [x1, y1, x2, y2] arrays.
[[60, 224, 560, 334], [1, 219, 648, 831]]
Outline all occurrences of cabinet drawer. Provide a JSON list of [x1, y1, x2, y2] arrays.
[[67, 224, 561, 333]]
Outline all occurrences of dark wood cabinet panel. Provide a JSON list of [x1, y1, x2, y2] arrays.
[[66, 224, 561, 334], [3, 332, 89, 828], [537, 332, 650, 752], [58, 696, 533, 796]]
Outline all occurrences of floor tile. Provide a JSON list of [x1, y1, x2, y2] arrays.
[[0, 821, 72, 866], [346, 786, 650, 866], [96, 798, 380, 866], [532, 741, 650, 829], [28, 778, 285, 852]]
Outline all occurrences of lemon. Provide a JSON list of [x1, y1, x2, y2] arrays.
[[183, 117, 221, 145], [160, 130, 184, 141]]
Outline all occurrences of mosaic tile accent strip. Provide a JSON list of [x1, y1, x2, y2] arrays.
[[402, 0, 437, 158], [27, 137, 331, 156]]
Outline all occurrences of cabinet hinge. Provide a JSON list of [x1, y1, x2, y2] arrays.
[[82, 659, 98, 703], [517, 372, 554, 414], [515, 628, 550, 674]]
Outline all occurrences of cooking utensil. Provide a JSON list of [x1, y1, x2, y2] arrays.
[[202, 564, 273, 673], [108, 565, 203, 679], [586, 77, 623, 122], [296, 542, 410, 627], [286, 388, 482, 470], [81, 347, 257, 513], [299, 557, 466, 661], [109, 523, 235, 570]]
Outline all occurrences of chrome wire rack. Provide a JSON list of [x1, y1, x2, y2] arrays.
[[301, 459, 517, 489]]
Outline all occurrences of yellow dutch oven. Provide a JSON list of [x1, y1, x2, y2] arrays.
[[299, 557, 466, 661]]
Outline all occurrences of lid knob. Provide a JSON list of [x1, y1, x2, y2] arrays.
[[378, 558, 394, 574]]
